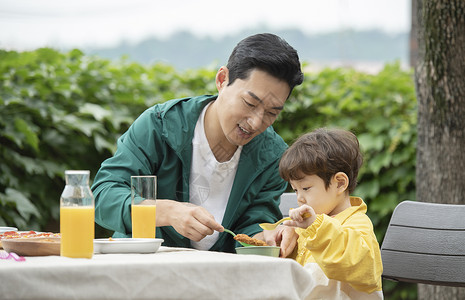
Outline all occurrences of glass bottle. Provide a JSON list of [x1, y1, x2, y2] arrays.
[[60, 170, 95, 258]]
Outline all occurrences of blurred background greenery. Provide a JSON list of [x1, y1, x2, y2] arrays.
[[0, 48, 416, 299]]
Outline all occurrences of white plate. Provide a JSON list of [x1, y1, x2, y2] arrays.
[[93, 238, 164, 254], [0, 227, 18, 234]]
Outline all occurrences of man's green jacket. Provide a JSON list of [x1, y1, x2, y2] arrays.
[[91, 95, 288, 253]]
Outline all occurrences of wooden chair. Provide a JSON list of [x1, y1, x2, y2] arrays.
[[380, 200, 465, 287], [279, 192, 298, 217]]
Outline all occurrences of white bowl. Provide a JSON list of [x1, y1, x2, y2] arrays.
[[94, 238, 163, 254]]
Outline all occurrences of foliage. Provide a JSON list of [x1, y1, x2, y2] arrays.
[[276, 62, 417, 242], [0, 48, 416, 298], [0, 48, 217, 231]]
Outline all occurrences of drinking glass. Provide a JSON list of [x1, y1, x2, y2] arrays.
[[131, 175, 157, 238], [60, 170, 95, 258]]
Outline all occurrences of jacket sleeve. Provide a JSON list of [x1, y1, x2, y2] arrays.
[[91, 107, 163, 235], [301, 213, 383, 293], [233, 159, 287, 238]]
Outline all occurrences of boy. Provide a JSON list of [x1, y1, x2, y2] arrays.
[[279, 128, 383, 299]]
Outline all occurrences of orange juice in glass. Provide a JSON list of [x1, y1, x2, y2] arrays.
[[132, 202, 156, 238], [60, 170, 95, 258], [131, 176, 157, 238]]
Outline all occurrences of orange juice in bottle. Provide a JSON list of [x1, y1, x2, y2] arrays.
[[60, 206, 94, 258], [60, 170, 95, 258]]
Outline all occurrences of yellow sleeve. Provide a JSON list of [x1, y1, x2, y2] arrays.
[[301, 213, 383, 293]]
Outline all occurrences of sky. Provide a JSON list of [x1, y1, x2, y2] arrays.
[[0, 0, 411, 51]]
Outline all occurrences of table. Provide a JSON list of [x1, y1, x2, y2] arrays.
[[0, 247, 314, 300]]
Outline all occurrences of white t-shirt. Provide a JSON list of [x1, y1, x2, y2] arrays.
[[189, 103, 242, 250]]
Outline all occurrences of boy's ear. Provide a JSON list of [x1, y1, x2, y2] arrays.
[[334, 172, 349, 194]]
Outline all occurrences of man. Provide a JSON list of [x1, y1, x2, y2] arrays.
[[92, 33, 303, 256]]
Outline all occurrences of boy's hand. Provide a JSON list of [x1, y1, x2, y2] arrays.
[[255, 225, 298, 258], [286, 205, 317, 229]]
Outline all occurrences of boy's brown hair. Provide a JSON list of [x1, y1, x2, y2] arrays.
[[279, 128, 363, 193]]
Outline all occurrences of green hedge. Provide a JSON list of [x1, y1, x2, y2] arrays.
[[0, 48, 416, 299], [0, 48, 218, 230], [275, 63, 417, 241]]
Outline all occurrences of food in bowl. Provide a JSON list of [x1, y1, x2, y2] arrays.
[[233, 234, 268, 246], [2, 237, 61, 256], [0, 230, 60, 249]]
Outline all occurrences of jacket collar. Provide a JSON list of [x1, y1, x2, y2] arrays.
[[160, 95, 216, 153], [333, 197, 367, 223], [159, 95, 284, 172]]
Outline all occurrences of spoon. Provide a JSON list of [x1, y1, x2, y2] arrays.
[[259, 212, 311, 231], [223, 229, 253, 247]]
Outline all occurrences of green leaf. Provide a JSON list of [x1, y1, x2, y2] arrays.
[[3, 188, 40, 220], [366, 117, 391, 134], [368, 152, 392, 174], [355, 180, 380, 199], [79, 103, 112, 122], [358, 133, 384, 152], [14, 117, 39, 151]]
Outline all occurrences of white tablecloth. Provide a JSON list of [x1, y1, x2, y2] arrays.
[[0, 247, 314, 300]]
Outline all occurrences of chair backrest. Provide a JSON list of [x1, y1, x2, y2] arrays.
[[279, 193, 298, 217], [381, 200, 465, 287]]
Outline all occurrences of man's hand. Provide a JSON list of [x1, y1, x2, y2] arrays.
[[254, 225, 298, 258], [156, 199, 224, 241]]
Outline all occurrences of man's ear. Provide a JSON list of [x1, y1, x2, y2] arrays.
[[333, 172, 349, 194], [215, 66, 229, 91]]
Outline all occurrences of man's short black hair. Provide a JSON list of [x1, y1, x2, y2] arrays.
[[226, 33, 303, 94]]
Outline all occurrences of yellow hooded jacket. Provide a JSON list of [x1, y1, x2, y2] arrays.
[[290, 197, 383, 297]]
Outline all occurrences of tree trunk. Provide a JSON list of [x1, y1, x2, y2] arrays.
[[415, 0, 465, 299]]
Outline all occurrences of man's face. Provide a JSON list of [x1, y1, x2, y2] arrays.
[[215, 69, 290, 147]]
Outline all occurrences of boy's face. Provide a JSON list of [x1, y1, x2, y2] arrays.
[[290, 174, 348, 216], [215, 68, 290, 147]]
